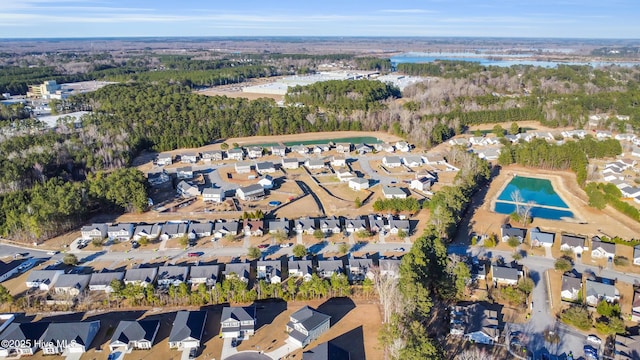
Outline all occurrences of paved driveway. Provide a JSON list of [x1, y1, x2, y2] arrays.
[[221, 337, 237, 359]]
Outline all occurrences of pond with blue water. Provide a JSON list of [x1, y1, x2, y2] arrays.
[[494, 176, 574, 220]]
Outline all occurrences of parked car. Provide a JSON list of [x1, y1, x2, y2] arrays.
[[280, 242, 291, 248], [46, 251, 58, 256], [257, 244, 269, 249], [586, 335, 602, 345], [231, 338, 237, 347], [187, 252, 200, 257], [131, 241, 140, 249], [188, 347, 197, 359]]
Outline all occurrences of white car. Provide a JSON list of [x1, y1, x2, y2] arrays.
[[47, 251, 58, 256], [587, 334, 602, 345], [280, 243, 291, 248]]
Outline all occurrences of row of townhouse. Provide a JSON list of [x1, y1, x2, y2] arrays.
[[156, 140, 413, 166], [449, 302, 503, 345], [599, 158, 640, 204], [24, 256, 401, 296], [80, 215, 413, 243]]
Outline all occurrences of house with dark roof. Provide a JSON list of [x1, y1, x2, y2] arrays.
[[388, 219, 410, 235], [295, 218, 317, 235], [344, 218, 367, 234], [348, 258, 374, 282], [529, 227, 555, 248], [0, 322, 49, 356], [561, 272, 582, 302], [591, 238, 616, 260], [303, 341, 350, 360], [257, 260, 282, 284], [615, 334, 640, 360], [367, 215, 387, 233], [81, 223, 108, 241], [449, 303, 501, 345], [269, 218, 291, 235], [288, 259, 314, 282], [89, 271, 124, 293], [157, 266, 189, 288], [168, 311, 207, 350], [133, 224, 162, 241], [213, 220, 240, 239], [317, 259, 344, 279], [40, 321, 101, 355], [223, 263, 251, 283], [160, 222, 188, 240], [287, 306, 331, 347], [243, 219, 264, 237], [320, 217, 341, 234], [220, 306, 256, 339], [500, 224, 526, 243], [53, 274, 91, 297], [109, 320, 160, 352], [0, 259, 27, 282], [586, 279, 620, 306], [124, 268, 158, 287], [187, 221, 213, 240], [188, 265, 221, 287], [560, 234, 588, 254], [236, 184, 265, 201], [491, 264, 521, 286], [26, 269, 64, 291]]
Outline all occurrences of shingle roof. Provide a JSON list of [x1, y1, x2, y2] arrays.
[[89, 272, 124, 286], [591, 240, 616, 254], [188, 265, 220, 281], [561, 234, 586, 248], [561, 273, 582, 293], [110, 320, 159, 344], [41, 321, 100, 347], [221, 306, 256, 323], [586, 279, 618, 299], [124, 268, 158, 283], [303, 342, 350, 360], [289, 306, 331, 333], [168, 311, 207, 342], [0, 322, 49, 343], [55, 274, 91, 290], [492, 265, 519, 281]]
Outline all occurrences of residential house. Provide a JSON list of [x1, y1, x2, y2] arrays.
[[160, 222, 188, 240], [292, 145, 309, 155], [410, 177, 432, 192], [378, 259, 402, 278], [124, 268, 158, 287], [220, 306, 256, 339], [616, 133, 637, 142], [243, 219, 264, 237], [382, 156, 401, 168], [269, 218, 291, 235], [634, 245, 640, 266], [374, 143, 395, 153], [320, 217, 341, 234], [247, 146, 263, 159], [344, 218, 367, 234], [354, 143, 372, 155], [348, 177, 369, 190], [0, 322, 49, 356], [157, 266, 189, 288], [26, 269, 64, 291], [614, 335, 640, 360], [156, 153, 173, 166], [271, 145, 287, 157], [282, 157, 300, 169], [316, 259, 344, 279], [367, 215, 387, 233], [288, 259, 314, 281], [256, 161, 276, 174], [133, 223, 162, 241], [475, 147, 501, 161], [632, 291, 640, 322], [631, 146, 640, 158], [202, 187, 225, 203], [449, 303, 501, 345], [40, 321, 100, 355], [148, 171, 171, 187], [107, 223, 134, 241], [235, 161, 253, 174], [423, 153, 446, 165], [305, 158, 326, 170], [560, 234, 588, 255], [336, 171, 355, 182], [585, 278, 620, 306], [561, 272, 582, 302], [469, 136, 486, 146], [53, 274, 91, 297], [448, 138, 469, 146], [591, 238, 616, 259], [395, 141, 411, 152], [491, 264, 521, 286], [187, 221, 213, 240], [0, 259, 27, 282], [500, 224, 526, 243], [227, 148, 244, 160], [81, 223, 108, 241], [295, 218, 317, 235], [109, 320, 160, 352], [201, 150, 223, 162], [403, 156, 422, 168], [504, 134, 521, 143], [313, 144, 330, 154], [213, 221, 240, 239], [257, 260, 282, 284], [223, 263, 250, 282], [561, 129, 587, 139], [287, 306, 331, 348], [88, 271, 124, 292], [236, 184, 265, 201], [621, 186, 640, 199], [348, 258, 374, 282], [596, 130, 613, 139], [529, 227, 555, 247], [188, 265, 221, 287], [330, 156, 346, 167], [176, 166, 193, 180], [382, 186, 408, 199], [335, 143, 352, 154], [388, 219, 410, 235], [258, 175, 274, 189], [177, 180, 200, 198], [168, 311, 207, 350], [303, 342, 351, 360], [181, 153, 198, 163]]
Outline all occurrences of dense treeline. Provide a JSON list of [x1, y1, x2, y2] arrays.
[[397, 60, 485, 78], [285, 79, 400, 113], [499, 137, 622, 185], [372, 197, 421, 213], [355, 57, 392, 71], [586, 182, 640, 222]]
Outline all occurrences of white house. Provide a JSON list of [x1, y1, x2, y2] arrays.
[[330, 156, 346, 167], [382, 156, 402, 168], [561, 272, 582, 301], [180, 153, 198, 164], [26, 270, 64, 291], [591, 238, 616, 259], [258, 175, 274, 189], [255, 161, 276, 174], [450, 303, 501, 345], [236, 184, 265, 201], [286, 306, 331, 348], [491, 264, 521, 286], [382, 186, 407, 199], [410, 177, 432, 192], [235, 161, 252, 174], [177, 180, 200, 198], [271, 145, 287, 157], [596, 130, 613, 139], [202, 187, 225, 203], [107, 223, 134, 241], [305, 158, 326, 170], [560, 234, 588, 255], [124, 268, 158, 287], [227, 148, 244, 160], [176, 166, 193, 180], [89, 272, 125, 292], [282, 158, 300, 169], [109, 320, 160, 352], [529, 227, 555, 247], [348, 178, 369, 190], [40, 321, 100, 355], [220, 307, 255, 339], [288, 260, 314, 282], [423, 153, 447, 165], [81, 223, 108, 241], [53, 274, 91, 297], [395, 141, 411, 152], [585, 279, 619, 307], [247, 146, 263, 159], [169, 311, 207, 350], [156, 154, 173, 166], [257, 260, 282, 284], [336, 171, 355, 182], [403, 156, 422, 168]]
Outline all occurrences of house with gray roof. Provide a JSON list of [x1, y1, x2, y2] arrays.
[[491, 264, 521, 286], [348, 177, 369, 190], [320, 217, 342, 234], [287, 306, 331, 347], [269, 218, 291, 235], [560, 234, 588, 254], [256, 161, 276, 174], [124, 267, 158, 287], [591, 238, 616, 259], [292, 145, 309, 155], [156, 153, 173, 166], [180, 153, 198, 164], [367, 215, 387, 233], [0, 322, 49, 356], [500, 224, 526, 243], [157, 266, 189, 288], [529, 227, 554, 247], [389, 219, 410, 235], [81, 223, 107, 240], [348, 258, 374, 282], [344, 218, 367, 234], [561, 272, 582, 302], [317, 259, 344, 279], [202, 150, 223, 162], [133, 224, 162, 241], [169, 311, 207, 350], [305, 158, 326, 170], [257, 260, 282, 284], [336, 143, 352, 154], [89, 271, 124, 292], [160, 222, 188, 240], [109, 319, 160, 352], [282, 157, 300, 169], [147, 171, 171, 187], [382, 156, 402, 168], [177, 180, 200, 198], [423, 153, 446, 165], [403, 156, 423, 168], [236, 184, 265, 201], [213, 220, 241, 239], [227, 148, 244, 160], [188, 265, 221, 287], [235, 161, 253, 174], [53, 274, 91, 297], [303, 342, 350, 360], [247, 146, 263, 159], [40, 321, 101, 355], [220, 306, 256, 339], [295, 218, 317, 235], [202, 187, 225, 203], [26, 269, 64, 291], [187, 221, 213, 240], [379, 259, 402, 278], [382, 186, 408, 199], [288, 259, 314, 281], [271, 145, 287, 157], [449, 303, 501, 345], [176, 166, 193, 180], [223, 263, 250, 282], [355, 143, 372, 154], [586, 279, 620, 306], [0, 259, 27, 283]]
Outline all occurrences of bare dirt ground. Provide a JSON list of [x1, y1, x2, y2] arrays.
[[465, 120, 572, 133]]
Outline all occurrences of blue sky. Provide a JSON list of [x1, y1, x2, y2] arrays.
[[0, 0, 638, 39]]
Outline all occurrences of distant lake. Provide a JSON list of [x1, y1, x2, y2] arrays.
[[391, 52, 639, 68], [495, 176, 573, 220]]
